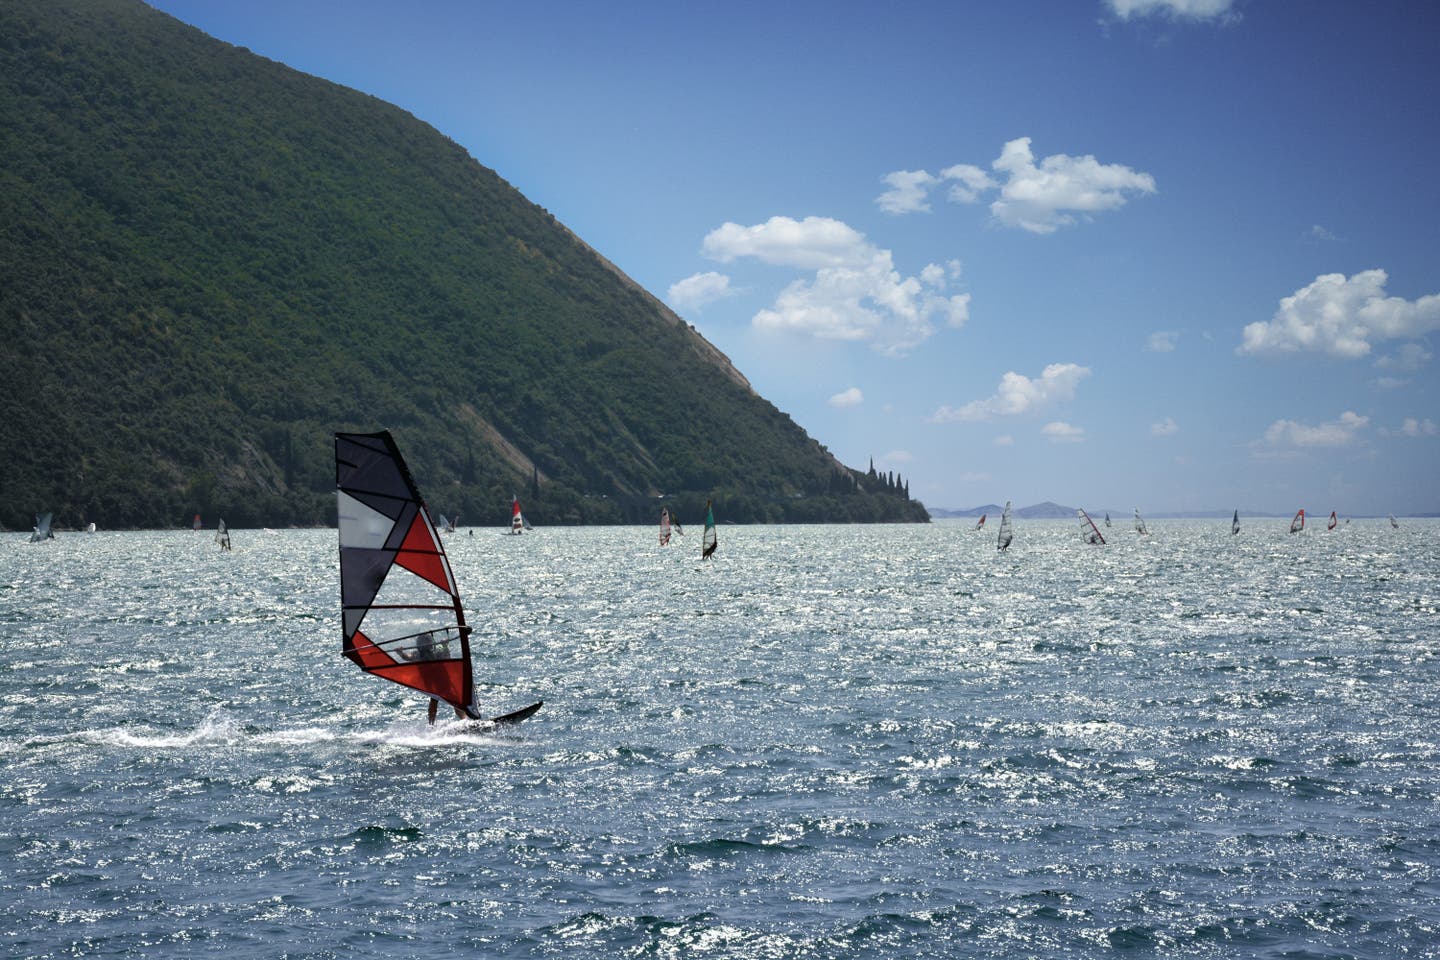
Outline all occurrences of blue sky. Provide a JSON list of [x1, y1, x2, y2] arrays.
[[148, 0, 1440, 515]]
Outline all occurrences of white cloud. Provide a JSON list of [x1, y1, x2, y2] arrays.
[[1106, 0, 1236, 20], [1399, 417, 1437, 437], [989, 137, 1156, 234], [709, 216, 970, 356], [882, 450, 914, 464], [875, 139, 1153, 233], [1373, 376, 1410, 390], [1042, 421, 1086, 443], [930, 363, 1091, 422], [667, 271, 734, 311], [1262, 411, 1370, 448], [1151, 416, 1179, 436], [994, 435, 1014, 447], [1147, 330, 1180, 352], [828, 387, 864, 409], [876, 170, 938, 215], [939, 163, 996, 203], [1307, 224, 1339, 242], [1374, 342, 1433, 371], [702, 216, 871, 270], [1238, 270, 1440, 359]]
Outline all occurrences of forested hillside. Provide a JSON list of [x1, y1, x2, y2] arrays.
[[0, 0, 927, 529]]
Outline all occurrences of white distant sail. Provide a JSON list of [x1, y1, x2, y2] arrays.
[[1078, 508, 1106, 545], [1134, 508, 1149, 536], [997, 501, 1013, 551], [660, 506, 672, 546], [1390, 514, 1399, 529], [85, 522, 96, 533], [215, 518, 231, 551], [30, 512, 55, 542]]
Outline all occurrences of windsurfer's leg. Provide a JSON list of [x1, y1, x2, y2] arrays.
[[428, 698, 439, 725]]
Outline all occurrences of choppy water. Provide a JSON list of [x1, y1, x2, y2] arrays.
[[2, 520, 1438, 959]]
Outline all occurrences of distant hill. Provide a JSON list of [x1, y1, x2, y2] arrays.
[[933, 502, 1078, 520], [933, 504, 1310, 521], [0, 0, 927, 529]]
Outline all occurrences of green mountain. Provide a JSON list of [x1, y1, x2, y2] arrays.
[[0, 0, 927, 530]]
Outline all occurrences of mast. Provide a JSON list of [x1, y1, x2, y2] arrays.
[[335, 431, 478, 717]]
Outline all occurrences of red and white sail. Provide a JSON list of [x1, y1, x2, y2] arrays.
[[335, 431, 476, 716], [1328, 510, 1337, 530], [510, 495, 526, 534], [1078, 508, 1106, 545], [1290, 508, 1305, 533], [975, 514, 987, 530]]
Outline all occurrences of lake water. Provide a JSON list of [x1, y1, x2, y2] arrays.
[[2, 520, 1437, 958]]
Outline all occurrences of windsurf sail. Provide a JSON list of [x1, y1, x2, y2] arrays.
[[1390, 514, 1399, 529], [510, 496, 526, 534], [336, 431, 479, 717], [1290, 508, 1305, 534], [660, 506, 671, 546], [1231, 509, 1240, 535], [1078, 508, 1106, 545], [997, 500, 1013, 551], [215, 518, 231, 551], [975, 514, 987, 531], [192, 513, 202, 531], [1134, 507, 1149, 536], [30, 512, 54, 542], [1328, 510, 1337, 531], [1104, 512, 1112, 528], [701, 499, 717, 560]]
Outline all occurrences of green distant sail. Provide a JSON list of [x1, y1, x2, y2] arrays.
[[702, 500, 717, 560]]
